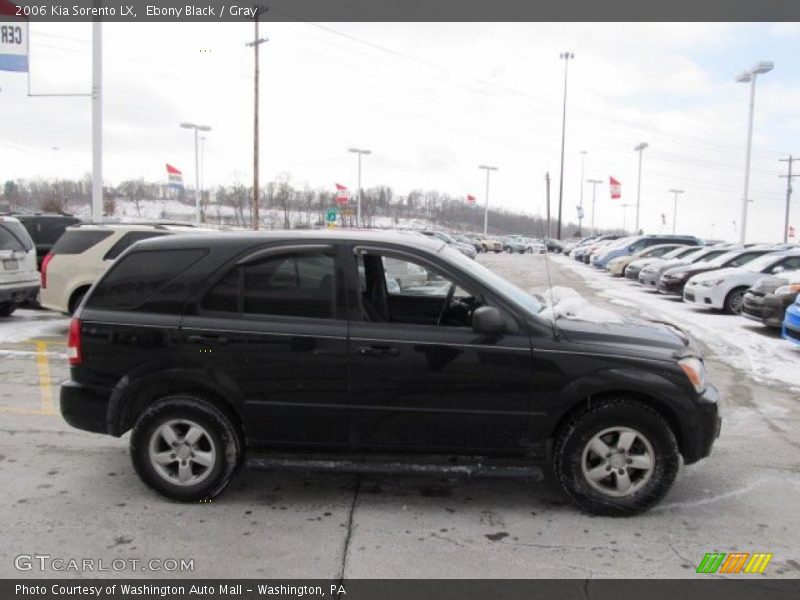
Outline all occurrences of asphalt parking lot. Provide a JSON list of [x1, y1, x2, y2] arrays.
[[1, 253, 799, 579]]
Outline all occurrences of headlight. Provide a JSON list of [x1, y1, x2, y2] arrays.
[[678, 357, 706, 394], [700, 278, 725, 287], [775, 284, 800, 295]]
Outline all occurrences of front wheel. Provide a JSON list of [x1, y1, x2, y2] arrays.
[[554, 398, 679, 516], [130, 395, 243, 502], [724, 287, 748, 315]]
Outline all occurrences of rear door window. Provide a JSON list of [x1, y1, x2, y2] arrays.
[[103, 231, 168, 260], [86, 249, 206, 310], [51, 230, 113, 255], [0, 221, 34, 252]]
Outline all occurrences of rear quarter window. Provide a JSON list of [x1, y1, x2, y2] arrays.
[[51, 230, 113, 255], [86, 248, 207, 310], [103, 231, 168, 260], [0, 221, 34, 252]]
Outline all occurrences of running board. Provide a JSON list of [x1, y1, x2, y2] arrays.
[[246, 456, 544, 481]]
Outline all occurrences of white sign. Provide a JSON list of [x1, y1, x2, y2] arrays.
[[0, 14, 28, 73]]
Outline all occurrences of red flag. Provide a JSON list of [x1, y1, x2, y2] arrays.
[[609, 177, 621, 199], [166, 163, 181, 175], [335, 183, 350, 205], [166, 164, 183, 187], [466, 194, 476, 204]]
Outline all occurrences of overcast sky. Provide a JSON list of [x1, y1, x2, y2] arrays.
[[2, 21, 799, 241]]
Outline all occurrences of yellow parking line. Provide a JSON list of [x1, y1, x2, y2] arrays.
[[0, 406, 54, 416], [35, 341, 57, 416]]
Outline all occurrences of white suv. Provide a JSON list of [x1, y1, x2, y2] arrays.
[[40, 222, 201, 314], [0, 216, 40, 317]]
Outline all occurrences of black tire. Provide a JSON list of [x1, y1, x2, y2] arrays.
[[505, 247, 512, 254], [130, 395, 243, 502], [723, 286, 748, 315], [0, 303, 17, 317], [68, 288, 89, 315], [553, 398, 679, 516], [526, 247, 533, 254], [481, 245, 488, 253]]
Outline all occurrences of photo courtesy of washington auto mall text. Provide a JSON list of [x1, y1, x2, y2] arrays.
[[1, 0, 800, 599]]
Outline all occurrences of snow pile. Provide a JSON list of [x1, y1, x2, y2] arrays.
[[0, 310, 69, 344], [537, 286, 624, 324]]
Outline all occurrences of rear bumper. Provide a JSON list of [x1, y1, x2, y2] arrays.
[[782, 305, 800, 345], [0, 283, 39, 304], [683, 383, 722, 465], [60, 379, 112, 435], [742, 293, 790, 328]]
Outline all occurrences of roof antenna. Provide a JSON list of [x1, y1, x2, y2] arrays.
[[541, 172, 560, 340]]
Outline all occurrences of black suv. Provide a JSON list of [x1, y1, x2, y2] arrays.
[[12, 213, 81, 269], [61, 231, 721, 515]]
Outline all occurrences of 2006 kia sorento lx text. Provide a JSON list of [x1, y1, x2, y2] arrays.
[[60, 231, 721, 515]]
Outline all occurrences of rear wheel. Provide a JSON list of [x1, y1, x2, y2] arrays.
[[723, 287, 748, 315], [130, 395, 243, 502], [505, 247, 512, 254], [554, 398, 679, 516], [0, 303, 17, 317]]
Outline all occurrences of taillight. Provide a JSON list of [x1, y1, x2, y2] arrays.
[[41, 253, 54, 288], [67, 318, 82, 366]]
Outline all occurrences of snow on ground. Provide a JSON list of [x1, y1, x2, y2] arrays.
[[0, 309, 69, 344], [554, 255, 800, 391]]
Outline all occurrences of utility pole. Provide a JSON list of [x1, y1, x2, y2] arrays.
[[180, 122, 211, 224], [349, 148, 372, 227], [247, 6, 269, 230], [556, 51, 574, 240], [779, 156, 798, 243], [478, 165, 498, 235], [621, 203, 634, 235], [91, 21, 102, 222], [578, 150, 587, 236], [634, 142, 648, 234], [587, 179, 602, 236], [199, 135, 206, 220], [545, 172, 551, 239], [669, 189, 684, 235]]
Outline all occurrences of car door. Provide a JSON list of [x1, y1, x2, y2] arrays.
[[346, 245, 532, 453], [180, 243, 348, 447]]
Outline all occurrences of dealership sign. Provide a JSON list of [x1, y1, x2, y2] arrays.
[[0, 0, 28, 72]]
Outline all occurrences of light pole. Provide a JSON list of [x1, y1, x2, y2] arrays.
[[199, 135, 206, 220], [347, 148, 372, 227], [735, 61, 773, 244], [621, 203, 634, 235], [578, 150, 587, 236], [479, 165, 498, 235], [91, 21, 102, 221], [669, 189, 684, 234], [634, 142, 648, 234], [180, 122, 211, 224], [246, 8, 268, 230], [556, 51, 574, 240], [587, 179, 602, 236]]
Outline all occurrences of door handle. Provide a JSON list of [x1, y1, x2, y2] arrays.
[[357, 345, 400, 358], [187, 334, 229, 346]]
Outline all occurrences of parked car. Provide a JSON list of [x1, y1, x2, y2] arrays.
[[683, 249, 800, 314], [474, 235, 503, 253], [606, 243, 686, 277], [12, 213, 81, 269], [502, 236, 527, 254], [419, 231, 476, 259], [522, 237, 548, 254], [782, 294, 800, 346], [0, 216, 39, 317], [40, 221, 202, 315], [542, 239, 565, 254], [60, 230, 720, 515], [592, 235, 702, 269], [638, 246, 734, 288], [574, 235, 619, 262], [625, 245, 706, 282], [742, 272, 800, 329], [657, 246, 779, 298], [451, 234, 482, 253]]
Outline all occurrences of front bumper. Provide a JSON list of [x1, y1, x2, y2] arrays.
[[60, 379, 112, 435], [683, 383, 722, 465], [639, 271, 660, 287], [683, 283, 723, 309], [657, 277, 688, 296], [782, 304, 800, 346], [0, 283, 39, 304], [742, 292, 792, 328]]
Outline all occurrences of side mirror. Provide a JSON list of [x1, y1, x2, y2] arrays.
[[472, 306, 505, 334]]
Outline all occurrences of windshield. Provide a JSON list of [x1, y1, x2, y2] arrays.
[[664, 246, 699, 260], [441, 246, 543, 315], [743, 253, 784, 273]]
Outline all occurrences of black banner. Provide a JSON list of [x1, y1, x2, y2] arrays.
[[3, 579, 800, 600], [5, 0, 800, 23]]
